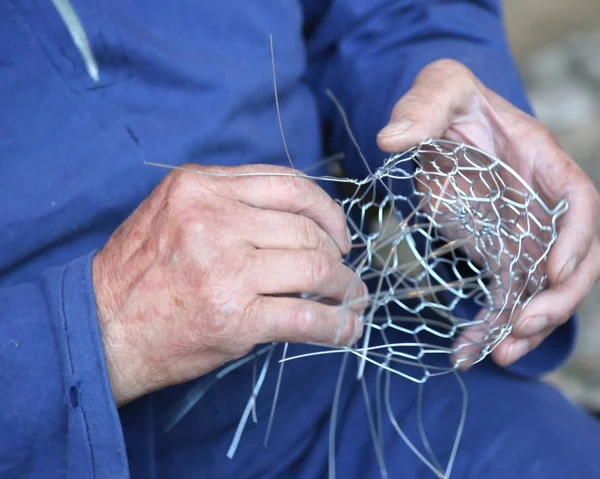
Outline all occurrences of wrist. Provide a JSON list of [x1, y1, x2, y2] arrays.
[[91, 250, 151, 406]]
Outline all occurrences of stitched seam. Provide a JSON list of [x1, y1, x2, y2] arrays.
[[61, 264, 97, 477]]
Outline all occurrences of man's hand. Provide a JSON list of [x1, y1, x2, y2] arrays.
[[377, 59, 600, 368], [92, 165, 366, 406]]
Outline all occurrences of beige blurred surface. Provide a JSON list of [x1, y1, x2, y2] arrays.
[[505, 0, 600, 62], [503, 1, 600, 410]]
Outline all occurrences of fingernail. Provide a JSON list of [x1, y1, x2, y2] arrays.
[[355, 281, 369, 313], [558, 257, 577, 283], [360, 281, 369, 299], [353, 316, 364, 342], [346, 227, 353, 247], [515, 315, 548, 337], [377, 119, 413, 138], [506, 339, 529, 364]]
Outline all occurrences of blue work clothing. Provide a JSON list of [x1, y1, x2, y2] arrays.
[[1, 1, 598, 478]]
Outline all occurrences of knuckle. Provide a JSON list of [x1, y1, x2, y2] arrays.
[[166, 163, 200, 190], [165, 164, 224, 202], [285, 303, 361, 346], [178, 208, 214, 241], [423, 58, 474, 83], [289, 304, 344, 345], [428, 58, 465, 72], [307, 252, 336, 284], [174, 206, 227, 261], [289, 303, 321, 340], [288, 174, 316, 202], [277, 170, 323, 208], [293, 216, 318, 249]]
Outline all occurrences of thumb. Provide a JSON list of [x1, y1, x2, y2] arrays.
[[376, 59, 480, 153]]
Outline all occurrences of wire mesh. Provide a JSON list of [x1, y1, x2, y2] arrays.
[[291, 139, 567, 381]]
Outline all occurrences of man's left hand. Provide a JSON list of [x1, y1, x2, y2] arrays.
[[376, 59, 600, 368]]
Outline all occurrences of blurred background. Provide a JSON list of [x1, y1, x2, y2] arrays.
[[503, 0, 600, 412]]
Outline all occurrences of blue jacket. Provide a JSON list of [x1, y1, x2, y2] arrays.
[[0, 1, 578, 478]]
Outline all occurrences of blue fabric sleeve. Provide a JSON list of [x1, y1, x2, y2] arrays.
[[0, 252, 129, 478], [303, 0, 576, 378]]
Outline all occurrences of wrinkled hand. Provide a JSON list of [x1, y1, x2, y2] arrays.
[[93, 165, 366, 406], [377, 59, 600, 368]]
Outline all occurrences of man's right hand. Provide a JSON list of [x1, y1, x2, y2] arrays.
[[92, 164, 367, 406]]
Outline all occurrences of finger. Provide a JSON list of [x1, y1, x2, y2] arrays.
[[249, 250, 368, 313], [492, 326, 555, 367], [453, 322, 489, 371], [452, 307, 510, 371], [376, 59, 479, 153], [452, 260, 518, 370], [512, 238, 600, 338], [530, 144, 600, 284], [241, 207, 342, 259], [187, 163, 352, 255], [254, 296, 364, 346]]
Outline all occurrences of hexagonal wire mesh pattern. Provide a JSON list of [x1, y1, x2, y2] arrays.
[[320, 139, 568, 384]]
